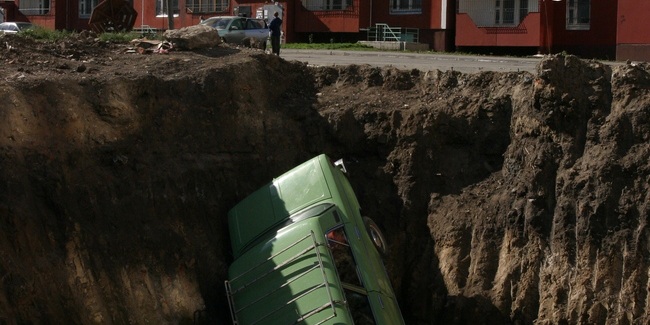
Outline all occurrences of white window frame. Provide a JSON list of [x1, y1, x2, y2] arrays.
[[186, 0, 228, 14], [390, 0, 422, 14], [494, 0, 515, 25], [79, 0, 100, 18], [518, 0, 529, 24], [302, 0, 353, 11], [494, 0, 530, 26], [19, 0, 50, 15], [156, 0, 180, 17], [566, 0, 590, 30]]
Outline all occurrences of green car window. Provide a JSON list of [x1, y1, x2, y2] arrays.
[[327, 226, 376, 324]]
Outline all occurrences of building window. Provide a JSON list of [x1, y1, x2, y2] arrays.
[[460, 0, 538, 27], [156, 0, 179, 16], [518, 0, 528, 23], [495, 0, 515, 25], [79, 0, 99, 18], [301, 0, 352, 11], [187, 0, 228, 13], [494, 0, 531, 25], [19, 0, 50, 15], [567, 0, 590, 30], [390, 0, 422, 14]]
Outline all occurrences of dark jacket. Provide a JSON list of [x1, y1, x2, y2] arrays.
[[269, 17, 282, 37]]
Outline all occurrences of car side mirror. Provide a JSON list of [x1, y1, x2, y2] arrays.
[[333, 159, 347, 173], [230, 26, 239, 30]]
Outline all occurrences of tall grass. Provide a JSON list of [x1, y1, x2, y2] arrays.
[[17, 26, 145, 43], [97, 32, 143, 42], [19, 26, 74, 41]]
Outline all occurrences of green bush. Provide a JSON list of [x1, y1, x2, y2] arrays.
[[17, 27, 156, 44], [97, 32, 142, 43]]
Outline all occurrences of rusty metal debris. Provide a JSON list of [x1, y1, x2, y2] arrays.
[[88, 0, 137, 33], [127, 39, 174, 54]]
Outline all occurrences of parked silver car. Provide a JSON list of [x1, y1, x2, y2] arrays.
[[200, 16, 267, 49], [0, 22, 34, 34]]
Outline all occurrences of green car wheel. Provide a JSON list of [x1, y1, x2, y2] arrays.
[[364, 217, 388, 256]]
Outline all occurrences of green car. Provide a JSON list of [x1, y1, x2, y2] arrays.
[[225, 154, 405, 325]]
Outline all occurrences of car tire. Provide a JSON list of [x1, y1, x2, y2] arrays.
[[363, 217, 388, 256]]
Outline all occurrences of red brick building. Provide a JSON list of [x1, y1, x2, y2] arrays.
[[456, 0, 618, 59], [264, 0, 455, 51], [1, 0, 94, 31], [3, 0, 650, 61], [616, 0, 650, 61]]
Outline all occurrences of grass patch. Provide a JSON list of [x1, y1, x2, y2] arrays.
[[17, 27, 148, 43], [19, 26, 74, 41], [97, 32, 143, 43]]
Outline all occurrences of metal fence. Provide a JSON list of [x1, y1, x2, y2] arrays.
[[366, 23, 420, 43]]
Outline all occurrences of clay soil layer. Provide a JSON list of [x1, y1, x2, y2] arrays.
[[1, 34, 649, 325]]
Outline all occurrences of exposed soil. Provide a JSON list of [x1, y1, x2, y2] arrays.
[[1, 33, 649, 325]]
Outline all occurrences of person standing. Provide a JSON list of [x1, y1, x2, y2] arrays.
[[268, 11, 283, 56]]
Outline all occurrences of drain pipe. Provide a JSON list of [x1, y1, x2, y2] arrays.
[[141, 0, 144, 28]]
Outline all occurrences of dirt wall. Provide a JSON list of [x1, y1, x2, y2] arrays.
[[1, 43, 649, 325]]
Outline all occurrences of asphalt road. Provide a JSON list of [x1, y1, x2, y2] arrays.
[[280, 49, 544, 74]]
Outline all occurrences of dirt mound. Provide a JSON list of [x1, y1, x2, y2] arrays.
[[1, 35, 649, 325]]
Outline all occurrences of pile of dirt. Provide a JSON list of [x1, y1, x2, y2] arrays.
[[0, 34, 649, 325]]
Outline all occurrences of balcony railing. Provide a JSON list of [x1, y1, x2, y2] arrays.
[[366, 23, 419, 43]]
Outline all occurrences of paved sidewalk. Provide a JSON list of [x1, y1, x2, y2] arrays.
[[279, 49, 543, 73]]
